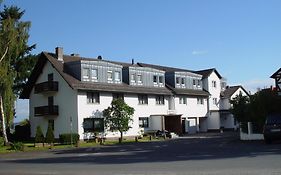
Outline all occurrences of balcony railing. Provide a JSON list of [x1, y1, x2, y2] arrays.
[[34, 81, 58, 94], [34, 105, 59, 116]]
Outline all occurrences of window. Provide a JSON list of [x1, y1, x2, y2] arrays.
[[138, 94, 148, 104], [181, 78, 185, 85], [83, 118, 104, 132], [131, 73, 136, 82], [213, 98, 217, 105], [48, 96, 54, 106], [137, 74, 142, 83], [48, 119, 54, 131], [87, 92, 100, 104], [139, 117, 149, 128], [159, 76, 164, 84], [156, 95, 165, 105], [153, 75, 158, 84], [115, 71, 121, 82], [91, 69, 98, 80], [176, 77, 180, 85], [197, 80, 201, 87], [48, 73, 53, 81], [107, 71, 113, 81], [197, 98, 204, 105], [82, 68, 90, 79], [113, 93, 124, 100], [193, 79, 196, 86], [179, 96, 187, 104], [212, 81, 217, 88]]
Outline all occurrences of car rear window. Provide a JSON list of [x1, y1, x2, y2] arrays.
[[266, 115, 281, 125]]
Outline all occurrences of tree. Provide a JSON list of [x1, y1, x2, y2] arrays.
[[230, 93, 250, 123], [45, 123, 54, 145], [103, 98, 135, 143], [35, 125, 44, 146], [0, 5, 36, 145]]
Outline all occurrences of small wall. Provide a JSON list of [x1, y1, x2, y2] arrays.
[[240, 122, 264, 140]]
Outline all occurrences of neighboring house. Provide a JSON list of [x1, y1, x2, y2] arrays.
[[220, 86, 250, 130], [271, 68, 281, 95], [20, 47, 211, 139]]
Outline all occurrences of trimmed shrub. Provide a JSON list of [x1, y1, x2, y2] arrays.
[[10, 142, 25, 151], [35, 126, 44, 143], [59, 133, 80, 145], [45, 124, 54, 144]]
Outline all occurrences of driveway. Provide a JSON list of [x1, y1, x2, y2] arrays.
[[0, 132, 281, 175]]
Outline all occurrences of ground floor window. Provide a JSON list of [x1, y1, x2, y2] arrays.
[[83, 118, 104, 132], [139, 117, 149, 128]]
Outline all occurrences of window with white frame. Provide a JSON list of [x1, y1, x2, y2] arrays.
[[107, 71, 113, 81], [176, 77, 180, 85], [115, 71, 121, 82], [197, 98, 204, 105], [91, 69, 98, 80], [137, 74, 142, 83], [197, 79, 201, 87], [181, 78, 185, 86], [83, 118, 104, 132], [193, 79, 196, 86], [87, 92, 100, 104], [113, 93, 124, 100], [131, 73, 136, 83], [212, 81, 217, 88], [82, 68, 90, 79], [153, 75, 157, 84], [179, 96, 187, 104], [138, 94, 148, 104], [139, 117, 149, 128], [159, 76, 164, 84], [156, 95, 165, 105]]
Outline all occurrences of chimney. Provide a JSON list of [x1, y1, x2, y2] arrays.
[[55, 47, 63, 61], [132, 59, 134, 65], [71, 53, 80, 57], [97, 55, 102, 60]]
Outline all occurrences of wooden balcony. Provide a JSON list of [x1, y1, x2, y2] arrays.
[[34, 81, 58, 94], [34, 105, 59, 116]]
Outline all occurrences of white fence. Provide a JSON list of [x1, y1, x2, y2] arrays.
[[240, 122, 264, 140]]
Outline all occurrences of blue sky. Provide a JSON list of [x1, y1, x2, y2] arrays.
[[2, 0, 280, 122]]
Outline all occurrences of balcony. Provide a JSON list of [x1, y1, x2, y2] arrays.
[[34, 81, 58, 94], [34, 105, 59, 116]]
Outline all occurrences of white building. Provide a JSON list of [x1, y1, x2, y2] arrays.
[[20, 47, 246, 139], [271, 68, 281, 96]]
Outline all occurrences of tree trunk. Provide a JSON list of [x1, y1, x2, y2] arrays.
[[0, 95, 9, 146], [119, 131, 123, 143]]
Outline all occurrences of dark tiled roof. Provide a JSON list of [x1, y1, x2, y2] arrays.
[[271, 68, 281, 78], [20, 52, 172, 98], [137, 62, 194, 73], [195, 68, 222, 79], [166, 84, 209, 97], [221, 86, 249, 99]]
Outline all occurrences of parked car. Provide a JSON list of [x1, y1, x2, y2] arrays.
[[156, 130, 171, 138], [263, 114, 281, 144]]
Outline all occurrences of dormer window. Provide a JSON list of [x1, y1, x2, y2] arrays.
[[137, 74, 142, 83], [181, 78, 185, 85], [193, 79, 196, 86], [91, 69, 98, 80], [131, 73, 136, 83], [159, 76, 164, 84], [176, 77, 180, 85], [107, 71, 113, 81], [82, 68, 90, 80], [115, 71, 121, 82], [153, 75, 157, 84], [197, 80, 201, 87]]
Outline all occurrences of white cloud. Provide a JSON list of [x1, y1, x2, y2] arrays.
[[236, 79, 275, 94], [191, 50, 208, 55]]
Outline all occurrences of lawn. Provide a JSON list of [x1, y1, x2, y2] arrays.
[[0, 136, 165, 154]]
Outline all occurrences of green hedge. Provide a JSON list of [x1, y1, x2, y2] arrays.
[[59, 133, 80, 145]]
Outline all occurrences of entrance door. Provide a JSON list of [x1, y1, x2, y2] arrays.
[[164, 115, 182, 135]]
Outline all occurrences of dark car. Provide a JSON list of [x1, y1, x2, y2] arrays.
[[263, 114, 281, 144]]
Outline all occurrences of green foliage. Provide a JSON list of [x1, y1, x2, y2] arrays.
[[59, 133, 80, 145], [45, 123, 54, 144], [34, 126, 44, 143], [0, 137, 4, 147], [230, 89, 281, 130], [103, 98, 135, 142], [14, 119, 31, 141], [10, 142, 24, 151]]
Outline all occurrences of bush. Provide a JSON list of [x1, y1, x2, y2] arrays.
[[45, 124, 54, 144], [59, 133, 80, 145], [14, 119, 31, 141], [35, 126, 44, 143], [10, 142, 25, 151]]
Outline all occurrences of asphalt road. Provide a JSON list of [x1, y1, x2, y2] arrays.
[[0, 132, 281, 175]]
